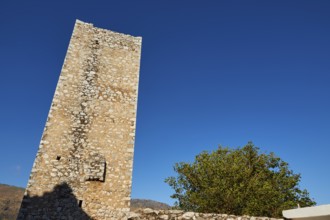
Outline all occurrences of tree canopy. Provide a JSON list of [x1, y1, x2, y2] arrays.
[[165, 142, 315, 217]]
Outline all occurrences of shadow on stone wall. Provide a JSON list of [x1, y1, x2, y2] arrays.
[[18, 182, 91, 220]]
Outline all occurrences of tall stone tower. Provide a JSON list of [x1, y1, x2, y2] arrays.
[[18, 20, 142, 219]]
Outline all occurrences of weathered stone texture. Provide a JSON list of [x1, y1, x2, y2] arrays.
[[18, 20, 142, 219], [128, 209, 283, 220]]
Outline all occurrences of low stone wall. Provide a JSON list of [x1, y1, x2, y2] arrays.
[[128, 208, 283, 220]]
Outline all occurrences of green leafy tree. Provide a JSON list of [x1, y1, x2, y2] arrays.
[[165, 142, 315, 217]]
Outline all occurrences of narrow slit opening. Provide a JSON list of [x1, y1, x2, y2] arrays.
[[78, 200, 83, 207], [56, 156, 61, 161]]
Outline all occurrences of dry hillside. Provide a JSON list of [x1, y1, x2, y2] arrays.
[[130, 199, 171, 211], [0, 184, 24, 220]]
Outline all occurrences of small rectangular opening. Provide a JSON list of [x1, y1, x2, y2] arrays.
[[56, 156, 61, 161], [78, 200, 83, 207]]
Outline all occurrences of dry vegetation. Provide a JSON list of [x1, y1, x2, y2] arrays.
[[0, 184, 24, 220]]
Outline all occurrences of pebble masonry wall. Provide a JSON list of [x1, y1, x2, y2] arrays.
[[127, 209, 283, 220], [18, 20, 142, 219]]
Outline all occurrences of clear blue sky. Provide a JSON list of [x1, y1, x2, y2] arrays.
[[0, 0, 329, 206]]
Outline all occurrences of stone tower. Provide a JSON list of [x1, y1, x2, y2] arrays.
[[18, 20, 142, 219]]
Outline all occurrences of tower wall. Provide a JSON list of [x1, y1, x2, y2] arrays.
[[18, 20, 142, 219]]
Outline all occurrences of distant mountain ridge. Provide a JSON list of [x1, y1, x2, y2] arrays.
[[130, 199, 171, 210], [0, 183, 170, 219]]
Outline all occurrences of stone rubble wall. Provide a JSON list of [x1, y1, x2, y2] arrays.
[[127, 209, 283, 220], [18, 19, 142, 220]]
